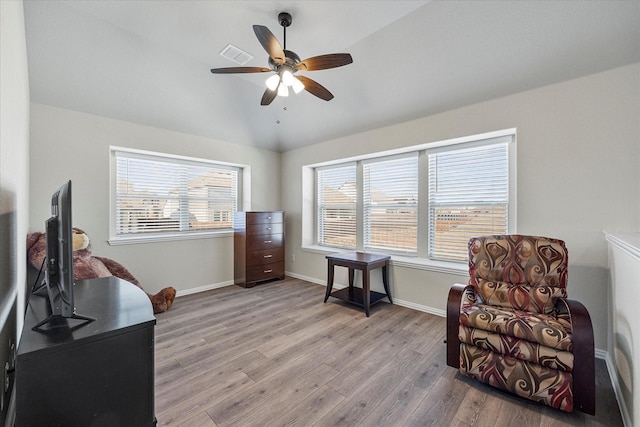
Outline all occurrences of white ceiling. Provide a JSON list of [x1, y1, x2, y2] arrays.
[[23, 1, 640, 152]]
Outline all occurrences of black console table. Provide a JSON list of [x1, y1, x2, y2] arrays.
[[16, 276, 156, 426]]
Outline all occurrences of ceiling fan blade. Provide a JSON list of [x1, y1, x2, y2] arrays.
[[261, 87, 278, 106], [211, 67, 271, 74], [296, 75, 334, 101], [253, 25, 286, 65], [297, 53, 353, 71]]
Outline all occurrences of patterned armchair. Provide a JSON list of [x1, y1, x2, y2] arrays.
[[446, 235, 595, 414]]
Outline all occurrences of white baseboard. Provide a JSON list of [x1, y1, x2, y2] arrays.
[[605, 352, 632, 427], [393, 298, 447, 317], [286, 271, 447, 317], [285, 271, 325, 286], [594, 348, 607, 360], [176, 280, 234, 297]]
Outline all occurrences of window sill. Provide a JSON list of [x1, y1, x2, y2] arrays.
[[301, 245, 468, 276], [108, 230, 233, 246]]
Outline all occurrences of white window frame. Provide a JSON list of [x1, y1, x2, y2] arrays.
[[302, 129, 516, 274], [109, 146, 250, 245]]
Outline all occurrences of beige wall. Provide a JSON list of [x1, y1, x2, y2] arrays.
[[281, 63, 640, 354], [0, 0, 30, 422], [29, 104, 281, 295]]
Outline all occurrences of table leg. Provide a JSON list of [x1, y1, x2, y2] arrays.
[[324, 260, 335, 303], [382, 264, 393, 304], [345, 267, 355, 300], [363, 269, 371, 317]]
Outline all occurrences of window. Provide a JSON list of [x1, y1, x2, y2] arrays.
[[363, 154, 419, 254], [316, 163, 357, 248], [428, 142, 509, 261], [112, 149, 242, 241], [311, 131, 514, 263]]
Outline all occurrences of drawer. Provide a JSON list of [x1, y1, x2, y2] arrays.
[[247, 247, 284, 266], [247, 233, 283, 250], [247, 222, 283, 236], [246, 212, 284, 225], [247, 261, 284, 282]]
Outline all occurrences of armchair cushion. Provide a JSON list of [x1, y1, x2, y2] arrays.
[[460, 302, 573, 351], [459, 326, 574, 371], [469, 235, 568, 314], [476, 280, 566, 314], [460, 343, 574, 412]]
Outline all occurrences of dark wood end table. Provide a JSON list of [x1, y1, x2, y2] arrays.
[[324, 251, 392, 317]]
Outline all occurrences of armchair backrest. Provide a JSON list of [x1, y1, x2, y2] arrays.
[[468, 235, 568, 314]]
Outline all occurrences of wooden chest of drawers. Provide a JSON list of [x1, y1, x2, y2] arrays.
[[234, 211, 285, 288]]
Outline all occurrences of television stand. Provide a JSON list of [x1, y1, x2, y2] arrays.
[[31, 311, 96, 332], [17, 276, 156, 426]]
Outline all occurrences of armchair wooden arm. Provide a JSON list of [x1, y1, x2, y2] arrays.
[[563, 298, 596, 415], [446, 283, 467, 368]]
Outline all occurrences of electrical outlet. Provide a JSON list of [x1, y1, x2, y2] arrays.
[[9, 341, 15, 370], [290, 254, 295, 262]]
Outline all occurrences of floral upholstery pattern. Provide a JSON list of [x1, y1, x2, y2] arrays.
[[469, 235, 568, 314], [458, 326, 574, 371], [460, 343, 574, 412], [460, 302, 573, 351], [454, 235, 580, 413]]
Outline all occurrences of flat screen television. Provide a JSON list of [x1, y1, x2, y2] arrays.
[[32, 180, 95, 331]]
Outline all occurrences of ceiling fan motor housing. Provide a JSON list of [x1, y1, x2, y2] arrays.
[[268, 49, 300, 71], [278, 12, 292, 27]]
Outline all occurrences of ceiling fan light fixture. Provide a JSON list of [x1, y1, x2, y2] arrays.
[[265, 74, 280, 91], [281, 69, 295, 86], [277, 83, 289, 97], [291, 77, 305, 94]]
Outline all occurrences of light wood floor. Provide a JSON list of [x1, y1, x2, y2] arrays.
[[154, 276, 623, 427]]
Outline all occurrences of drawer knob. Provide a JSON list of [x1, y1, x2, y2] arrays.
[[267, 227, 272, 230], [264, 240, 272, 243], [264, 269, 273, 273], [267, 216, 272, 220], [264, 254, 273, 258]]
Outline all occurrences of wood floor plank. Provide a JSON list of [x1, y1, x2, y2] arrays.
[[205, 353, 339, 426], [155, 369, 254, 426], [358, 379, 432, 426], [154, 277, 624, 427], [268, 385, 346, 427], [404, 375, 470, 426], [317, 348, 426, 426], [213, 362, 340, 426]]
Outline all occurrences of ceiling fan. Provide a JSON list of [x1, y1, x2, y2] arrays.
[[211, 12, 353, 106]]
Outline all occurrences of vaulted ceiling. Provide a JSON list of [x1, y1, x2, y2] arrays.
[[23, 1, 640, 152]]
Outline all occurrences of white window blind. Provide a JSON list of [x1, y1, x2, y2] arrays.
[[115, 151, 239, 236], [428, 140, 509, 261], [363, 154, 418, 254], [317, 164, 357, 248]]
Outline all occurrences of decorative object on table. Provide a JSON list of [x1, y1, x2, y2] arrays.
[[27, 228, 176, 313]]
